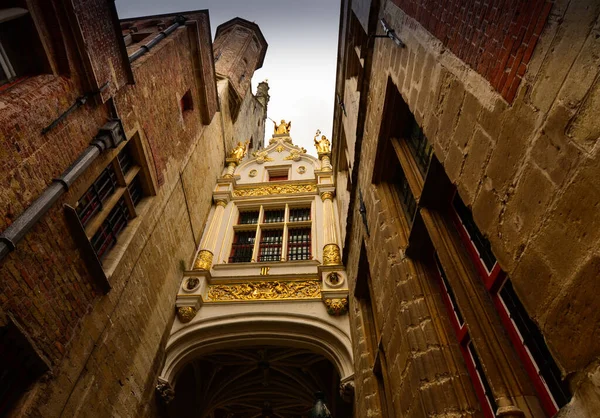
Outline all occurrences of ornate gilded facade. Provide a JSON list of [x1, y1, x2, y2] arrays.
[[163, 127, 354, 416]]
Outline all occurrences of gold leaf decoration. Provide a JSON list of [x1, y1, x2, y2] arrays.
[[324, 298, 349, 316], [207, 280, 321, 302], [233, 183, 317, 197]]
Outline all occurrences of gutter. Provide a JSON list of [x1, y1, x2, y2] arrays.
[[128, 15, 187, 63], [0, 120, 125, 262]]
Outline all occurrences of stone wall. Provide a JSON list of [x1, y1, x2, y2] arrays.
[[337, 0, 600, 416], [0, 4, 252, 416]]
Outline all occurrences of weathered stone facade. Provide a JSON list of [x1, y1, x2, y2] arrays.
[[0, 3, 266, 417], [334, 0, 600, 417]]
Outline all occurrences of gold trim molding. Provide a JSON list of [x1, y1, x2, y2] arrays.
[[193, 250, 214, 271], [207, 280, 321, 302], [324, 298, 348, 316], [177, 306, 197, 323], [323, 244, 341, 266], [320, 191, 334, 201], [233, 183, 317, 197]]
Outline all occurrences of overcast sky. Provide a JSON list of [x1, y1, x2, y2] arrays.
[[116, 0, 340, 155]]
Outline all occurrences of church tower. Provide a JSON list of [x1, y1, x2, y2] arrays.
[[159, 123, 354, 416]]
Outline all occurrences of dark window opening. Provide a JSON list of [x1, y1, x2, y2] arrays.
[[180, 90, 193, 112], [0, 7, 50, 86], [287, 227, 311, 261], [467, 341, 499, 416], [392, 166, 417, 223], [118, 147, 135, 175], [239, 211, 259, 225], [435, 254, 465, 327], [453, 194, 496, 272], [0, 314, 49, 416], [90, 196, 130, 261], [289, 207, 311, 222], [258, 229, 283, 262], [76, 164, 118, 227], [229, 230, 256, 263], [499, 280, 571, 408], [127, 176, 143, 207], [264, 209, 284, 223], [407, 115, 433, 176]]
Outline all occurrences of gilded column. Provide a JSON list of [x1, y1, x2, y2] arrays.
[[321, 191, 341, 265], [193, 199, 228, 270]]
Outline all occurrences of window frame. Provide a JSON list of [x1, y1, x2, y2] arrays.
[[64, 133, 156, 291], [228, 202, 313, 264], [433, 254, 497, 418], [450, 191, 570, 415]]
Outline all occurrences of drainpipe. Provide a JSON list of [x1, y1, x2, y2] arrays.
[[128, 15, 187, 63], [0, 120, 125, 262]]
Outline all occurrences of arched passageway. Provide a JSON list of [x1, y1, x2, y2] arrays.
[[167, 346, 352, 417]]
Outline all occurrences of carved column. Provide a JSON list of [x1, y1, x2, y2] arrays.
[[224, 159, 237, 178], [319, 154, 332, 171], [193, 199, 228, 270], [321, 191, 341, 265]]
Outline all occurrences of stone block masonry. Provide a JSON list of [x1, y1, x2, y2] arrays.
[[335, 0, 600, 416]]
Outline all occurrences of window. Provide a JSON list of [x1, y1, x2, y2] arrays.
[[451, 192, 571, 415], [267, 168, 289, 182], [74, 141, 151, 263], [406, 115, 433, 176], [229, 230, 256, 263], [0, 7, 49, 87], [287, 228, 311, 261], [434, 254, 497, 418], [258, 229, 283, 262], [452, 194, 497, 276], [497, 278, 571, 413], [228, 204, 312, 263], [391, 166, 417, 223], [180, 89, 193, 113]]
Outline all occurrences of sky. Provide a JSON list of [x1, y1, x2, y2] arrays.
[[116, 0, 341, 155]]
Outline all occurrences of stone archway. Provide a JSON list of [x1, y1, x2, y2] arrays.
[[167, 346, 351, 418], [159, 312, 354, 417]]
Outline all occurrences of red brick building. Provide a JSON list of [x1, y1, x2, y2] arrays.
[[333, 0, 600, 417], [0, 2, 267, 416]]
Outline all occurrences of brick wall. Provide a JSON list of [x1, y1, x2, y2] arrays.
[[390, 0, 552, 102], [0, 4, 239, 416]]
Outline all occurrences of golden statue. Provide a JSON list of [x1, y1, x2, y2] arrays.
[[314, 130, 331, 154], [230, 140, 249, 162], [273, 119, 292, 135]]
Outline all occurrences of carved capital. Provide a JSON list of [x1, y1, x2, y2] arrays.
[[320, 191, 334, 201], [215, 200, 228, 208], [322, 244, 341, 266], [156, 379, 175, 404], [193, 250, 213, 271], [177, 306, 197, 323], [324, 298, 348, 316]]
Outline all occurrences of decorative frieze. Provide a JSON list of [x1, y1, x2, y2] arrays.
[[233, 183, 316, 197], [207, 280, 321, 301]]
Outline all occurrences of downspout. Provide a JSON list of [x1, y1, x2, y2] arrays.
[[128, 15, 187, 63], [0, 120, 125, 262]]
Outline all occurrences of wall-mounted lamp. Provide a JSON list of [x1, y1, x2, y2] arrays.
[[373, 18, 405, 48]]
